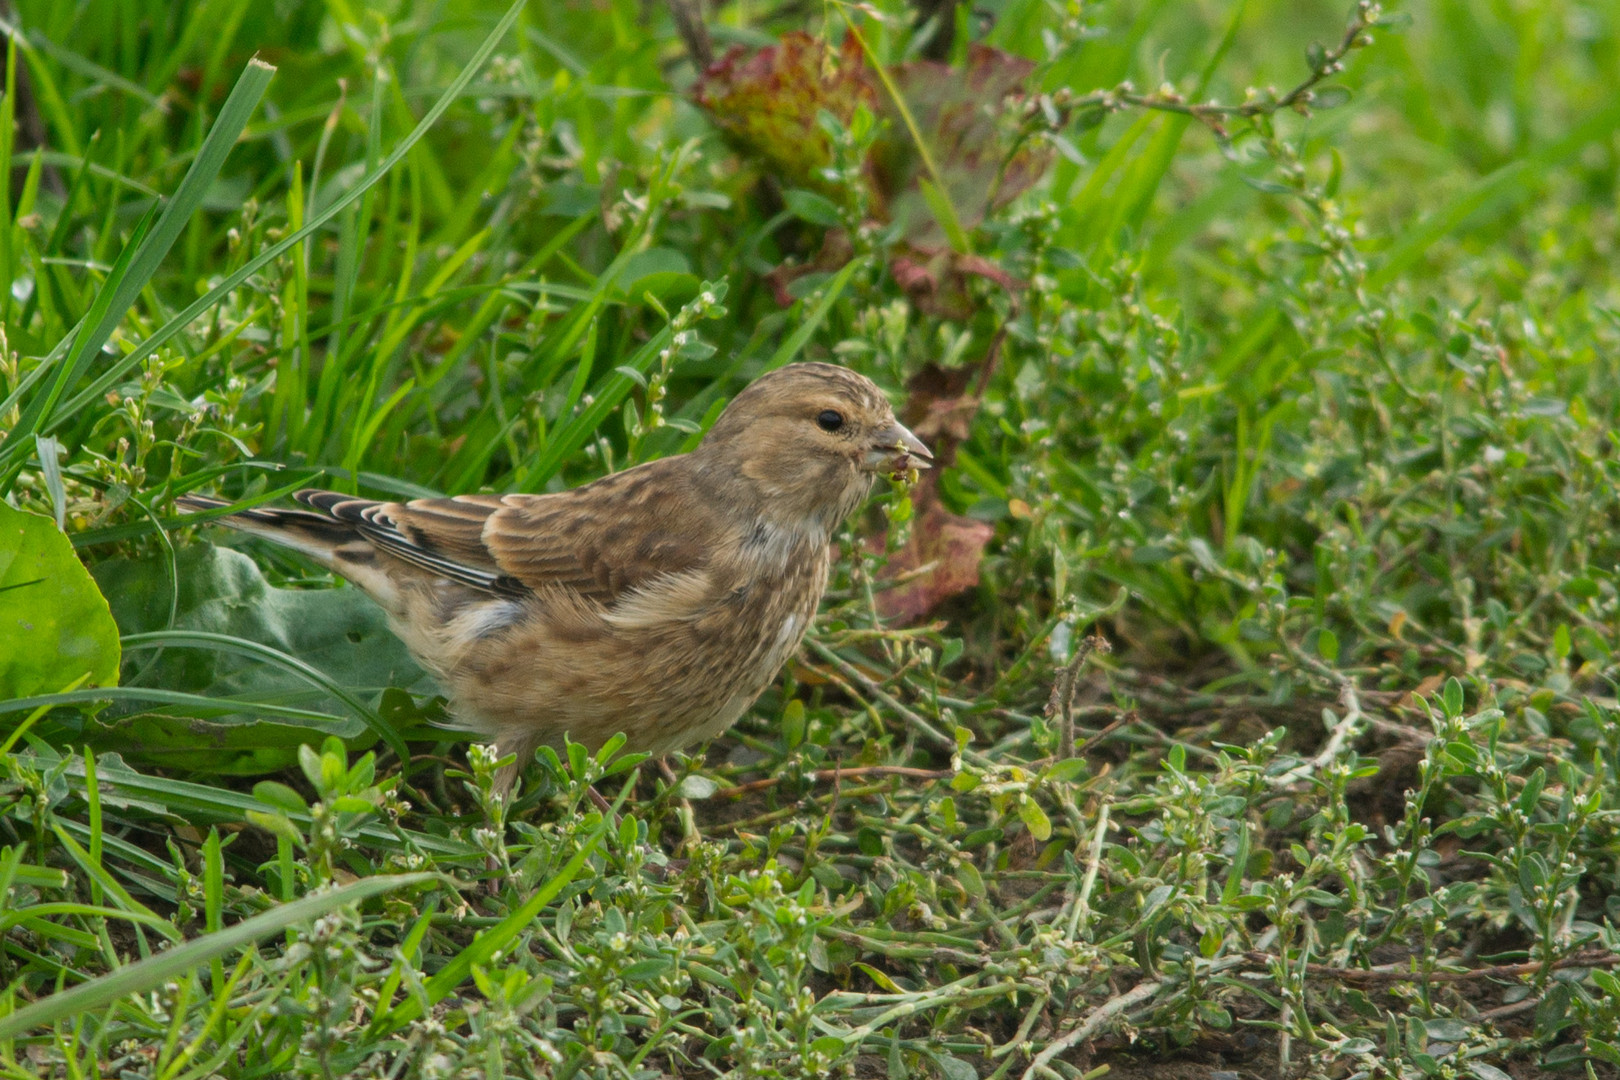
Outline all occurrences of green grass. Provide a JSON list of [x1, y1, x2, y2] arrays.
[[2, 0, 1620, 1077]]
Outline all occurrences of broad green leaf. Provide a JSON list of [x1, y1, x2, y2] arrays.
[[1441, 677, 1464, 718], [852, 962, 903, 992], [956, 859, 985, 898], [1317, 628, 1340, 663], [0, 502, 119, 699], [783, 189, 844, 228], [781, 699, 807, 749], [94, 543, 425, 701], [87, 543, 427, 769], [1018, 796, 1053, 842], [1042, 757, 1086, 783], [678, 774, 718, 800]]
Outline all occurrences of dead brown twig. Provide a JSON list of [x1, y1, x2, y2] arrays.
[[1252, 948, 1620, 986], [1045, 634, 1112, 759], [666, 0, 713, 70], [725, 765, 955, 797]]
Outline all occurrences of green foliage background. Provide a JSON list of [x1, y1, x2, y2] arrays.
[[1, 0, 1619, 1077]]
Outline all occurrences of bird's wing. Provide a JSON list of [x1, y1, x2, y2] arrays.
[[296, 459, 722, 607], [296, 490, 527, 596], [481, 460, 721, 606]]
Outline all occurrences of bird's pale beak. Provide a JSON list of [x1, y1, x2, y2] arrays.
[[864, 421, 934, 474]]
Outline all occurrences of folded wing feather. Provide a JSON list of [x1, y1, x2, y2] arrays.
[[293, 458, 726, 616]]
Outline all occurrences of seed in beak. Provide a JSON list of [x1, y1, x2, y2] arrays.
[[865, 422, 933, 476]]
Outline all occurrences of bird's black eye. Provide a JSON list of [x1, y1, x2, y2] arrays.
[[816, 409, 845, 433]]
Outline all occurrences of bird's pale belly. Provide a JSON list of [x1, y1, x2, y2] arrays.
[[422, 558, 825, 763]]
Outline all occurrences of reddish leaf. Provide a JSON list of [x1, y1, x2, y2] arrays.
[[889, 255, 936, 295], [875, 496, 994, 623], [900, 359, 996, 467], [891, 250, 1026, 318], [954, 253, 1022, 291], [692, 33, 1051, 303], [869, 354, 1009, 623], [693, 32, 874, 192], [880, 45, 1049, 245]]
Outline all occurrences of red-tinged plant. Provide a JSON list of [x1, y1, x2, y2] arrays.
[[693, 32, 1050, 317]]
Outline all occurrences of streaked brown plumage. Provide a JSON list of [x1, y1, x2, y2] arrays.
[[179, 363, 930, 786]]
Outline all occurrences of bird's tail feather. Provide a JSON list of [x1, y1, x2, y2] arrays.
[[176, 494, 356, 567]]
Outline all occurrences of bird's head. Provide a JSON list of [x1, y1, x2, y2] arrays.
[[697, 362, 932, 534]]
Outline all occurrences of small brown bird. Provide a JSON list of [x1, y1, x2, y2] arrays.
[[180, 363, 930, 786]]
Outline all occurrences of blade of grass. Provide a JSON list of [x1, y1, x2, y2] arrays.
[[0, 17, 80, 159], [43, 0, 532, 442], [32, 150, 160, 198], [518, 324, 672, 488], [12, 24, 164, 109], [119, 630, 409, 764], [0, 686, 363, 729], [15, 745, 477, 858], [313, 70, 386, 455], [841, 16, 968, 252], [393, 226, 490, 367], [0, 32, 15, 325], [0, 232, 142, 447], [375, 774, 633, 1032], [0, 58, 276, 478], [1065, 110, 1153, 235], [1369, 94, 1620, 288], [763, 257, 863, 372], [0, 675, 90, 756], [424, 212, 597, 392], [0, 903, 175, 939], [45, 824, 179, 946], [155, 952, 255, 1080], [82, 746, 102, 908], [1115, 0, 1244, 240], [0, 872, 435, 1040], [266, 160, 307, 449], [201, 829, 224, 994], [340, 145, 425, 478], [340, 376, 416, 484], [366, 898, 438, 1031]]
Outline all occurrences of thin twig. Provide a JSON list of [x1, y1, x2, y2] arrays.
[[1045, 634, 1111, 759], [806, 638, 983, 762], [725, 765, 954, 797], [719, 780, 896, 833], [1248, 947, 1620, 986], [1066, 801, 1110, 942], [1080, 711, 1134, 752], [1018, 980, 1161, 1080], [1055, 1, 1377, 138], [1267, 675, 1367, 788], [1477, 998, 1540, 1023], [666, 0, 713, 69], [823, 928, 984, 968]]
